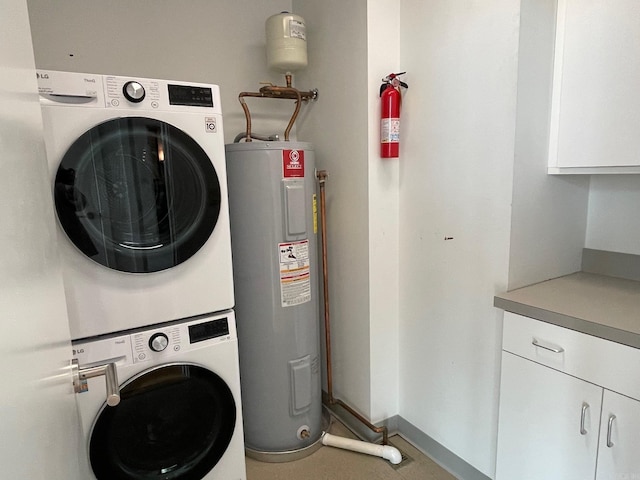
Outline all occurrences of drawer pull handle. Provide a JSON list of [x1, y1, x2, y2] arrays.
[[532, 338, 564, 353], [606, 414, 616, 448], [580, 402, 589, 435]]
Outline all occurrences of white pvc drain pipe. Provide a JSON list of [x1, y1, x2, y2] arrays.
[[321, 432, 403, 465]]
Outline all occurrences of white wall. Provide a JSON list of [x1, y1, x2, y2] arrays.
[[295, 0, 375, 416], [586, 175, 640, 256], [296, 0, 401, 427], [508, 0, 589, 290], [398, 0, 519, 475], [26, 0, 294, 145], [366, 0, 400, 424]]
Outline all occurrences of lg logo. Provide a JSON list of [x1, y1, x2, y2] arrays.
[[36, 72, 49, 79]]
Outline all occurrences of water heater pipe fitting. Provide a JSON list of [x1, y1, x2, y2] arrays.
[[321, 432, 402, 465], [238, 78, 318, 142]]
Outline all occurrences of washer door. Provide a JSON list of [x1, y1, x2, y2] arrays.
[[54, 117, 221, 273], [89, 364, 236, 480]]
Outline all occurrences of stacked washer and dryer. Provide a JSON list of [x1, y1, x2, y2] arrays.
[[38, 71, 246, 480]]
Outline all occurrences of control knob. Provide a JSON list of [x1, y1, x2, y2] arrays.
[[123, 81, 146, 103], [149, 333, 169, 352]]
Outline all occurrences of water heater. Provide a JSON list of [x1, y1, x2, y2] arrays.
[[225, 142, 322, 459]]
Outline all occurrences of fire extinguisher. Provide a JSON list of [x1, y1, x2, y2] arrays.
[[380, 72, 408, 158]]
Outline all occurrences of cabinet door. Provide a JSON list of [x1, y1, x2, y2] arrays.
[[496, 352, 602, 480], [596, 390, 640, 479], [549, 0, 640, 173]]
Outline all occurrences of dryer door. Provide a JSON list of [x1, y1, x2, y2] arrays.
[[89, 364, 236, 480], [53, 117, 221, 273]]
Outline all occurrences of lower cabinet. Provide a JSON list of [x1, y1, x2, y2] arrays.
[[596, 390, 640, 480], [496, 312, 640, 480], [496, 352, 601, 480]]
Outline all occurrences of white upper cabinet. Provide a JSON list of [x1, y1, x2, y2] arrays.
[[548, 0, 640, 174]]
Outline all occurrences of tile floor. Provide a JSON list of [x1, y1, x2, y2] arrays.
[[246, 417, 458, 480]]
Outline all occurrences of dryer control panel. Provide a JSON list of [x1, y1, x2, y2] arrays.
[[36, 70, 222, 114]]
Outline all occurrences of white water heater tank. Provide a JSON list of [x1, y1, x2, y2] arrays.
[[266, 12, 308, 73]]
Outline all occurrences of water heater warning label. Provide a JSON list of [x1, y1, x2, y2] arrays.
[[278, 240, 311, 307]]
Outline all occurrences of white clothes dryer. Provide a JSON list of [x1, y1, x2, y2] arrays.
[[73, 311, 246, 480], [38, 71, 234, 340]]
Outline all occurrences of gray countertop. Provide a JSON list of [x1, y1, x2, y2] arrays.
[[494, 272, 640, 349]]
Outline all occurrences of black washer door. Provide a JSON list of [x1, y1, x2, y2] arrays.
[[90, 364, 237, 480], [54, 117, 221, 273]]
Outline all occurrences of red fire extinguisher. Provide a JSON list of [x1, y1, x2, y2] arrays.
[[380, 72, 408, 158]]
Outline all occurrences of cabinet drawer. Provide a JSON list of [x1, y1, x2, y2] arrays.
[[502, 312, 640, 399]]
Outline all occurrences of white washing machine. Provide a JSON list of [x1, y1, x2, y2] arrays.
[[37, 70, 234, 340], [73, 311, 246, 480]]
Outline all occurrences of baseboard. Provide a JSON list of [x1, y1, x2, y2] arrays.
[[396, 417, 491, 480], [321, 395, 490, 480]]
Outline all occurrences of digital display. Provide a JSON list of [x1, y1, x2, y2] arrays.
[[168, 84, 213, 107], [188, 318, 229, 343]]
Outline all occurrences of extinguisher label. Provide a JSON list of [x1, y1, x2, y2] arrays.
[[381, 118, 400, 143], [278, 240, 311, 307], [283, 149, 305, 178]]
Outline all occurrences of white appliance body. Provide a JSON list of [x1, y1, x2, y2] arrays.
[[73, 312, 246, 480], [38, 71, 234, 340]]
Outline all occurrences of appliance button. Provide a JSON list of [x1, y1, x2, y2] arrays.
[[123, 81, 146, 103], [149, 333, 169, 352]]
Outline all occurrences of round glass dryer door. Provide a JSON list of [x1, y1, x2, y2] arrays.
[[89, 364, 237, 480], [54, 117, 222, 273]]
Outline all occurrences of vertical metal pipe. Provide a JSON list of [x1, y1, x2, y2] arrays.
[[316, 170, 389, 446], [317, 170, 333, 401]]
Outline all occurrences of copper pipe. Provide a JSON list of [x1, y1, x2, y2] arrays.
[[238, 96, 253, 141], [317, 170, 332, 399], [334, 399, 389, 446], [317, 170, 390, 446], [238, 82, 317, 142]]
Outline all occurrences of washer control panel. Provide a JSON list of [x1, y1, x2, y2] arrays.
[[131, 316, 232, 363], [132, 325, 182, 362], [72, 312, 236, 366]]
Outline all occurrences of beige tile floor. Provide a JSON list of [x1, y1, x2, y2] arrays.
[[246, 417, 458, 480]]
